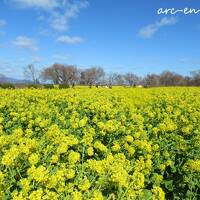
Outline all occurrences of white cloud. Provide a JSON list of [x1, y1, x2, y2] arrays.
[[9, 0, 89, 32], [56, 35, 83, 44], [158, 17, 178, 26], [31, 56, 42, 63], [13, 36, 38, 51], [10, 0, 59, 10], [50, 12, 70, 32], [0, 19, 6, 27], [139, 17, 178, 38], [50, 0, 89, 32], [0, 60, 23, 77], [53, 54, 70, 60]]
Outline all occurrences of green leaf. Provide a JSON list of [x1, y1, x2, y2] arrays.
[[164, 180, 174, 191]]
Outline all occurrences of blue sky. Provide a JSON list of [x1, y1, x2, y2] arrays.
[[0, 0, 200, 79]]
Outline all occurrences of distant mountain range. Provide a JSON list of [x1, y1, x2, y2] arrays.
[[0, 74, 31, 84]]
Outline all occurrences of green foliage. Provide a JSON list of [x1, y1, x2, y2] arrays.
[[59, 84, 70, 89], [0, 83, 15, 89], [27, 84, 42, 89], [43, 84, 54, 89]]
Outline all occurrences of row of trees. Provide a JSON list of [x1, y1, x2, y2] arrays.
[[23, 63, 200, 87]]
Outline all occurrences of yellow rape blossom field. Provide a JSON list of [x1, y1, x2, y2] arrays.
[[0, 87, 200, 200]]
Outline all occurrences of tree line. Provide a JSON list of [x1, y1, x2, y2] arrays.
[[2, 63, 200, 87]]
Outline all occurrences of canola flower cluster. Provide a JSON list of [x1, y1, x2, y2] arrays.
[[0, 87, 199, 199]]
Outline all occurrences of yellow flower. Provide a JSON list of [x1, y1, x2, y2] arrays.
[[145, 159, 152, 169], [28, 165, 49, 183], [87, 159, 105, 175], [0, 171, 4, 182], [78, 178, 91, 191], [12, 192, 25, 200], [56, 143, 68, 154], [42, 190, 58, 200], [68, 151, 80, 164], [183, 159, 200, 172], [1, 146, 19, 166], [28, 153, 39, 165], [91, 190, 104, 200], [94, 141, 107, 152], [65, 168, 75, 179], [72, 190, 82, 200], [29, 189, 43, 200], [110, 165, 128, 187], [166, 159, 173, 167], [111, 142, 121, 152], [159, 164, 166, 171], [131, 172, 145, 190], [87, 147, 94, 156], [79, 117, 88, 127], [51, 154, 59, 164], [125, 135, 134, 143], [1, 85, 200, 199], [20, 178, 30, 192], [152, 186, 165, 200]]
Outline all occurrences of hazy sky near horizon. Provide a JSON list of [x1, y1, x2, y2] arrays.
[[0, 0, 200, 79]]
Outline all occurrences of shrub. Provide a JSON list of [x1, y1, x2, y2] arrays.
[[0, 83, 15, 89], [59, 84, 70, 89], [27, 84, 42, 89], [43, 84, 54, 89]]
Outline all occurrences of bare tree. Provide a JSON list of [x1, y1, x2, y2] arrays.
[[62, 65, 80, 85], [172, 74, 185, 86], [124, 73, 140, 86], [41, 63, 80, 85], [39, 64, 200, 87], [144, 74, 160, 87], [191, 70, 200, 86], [24, 64, 39, 84], [106, 73, 117, 86], [113, 73, 125, 85], [80, 67, 105, 86], [41, 63, 62, 84], [184, 76, 192, 86], [159, 71, 184, 86]]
